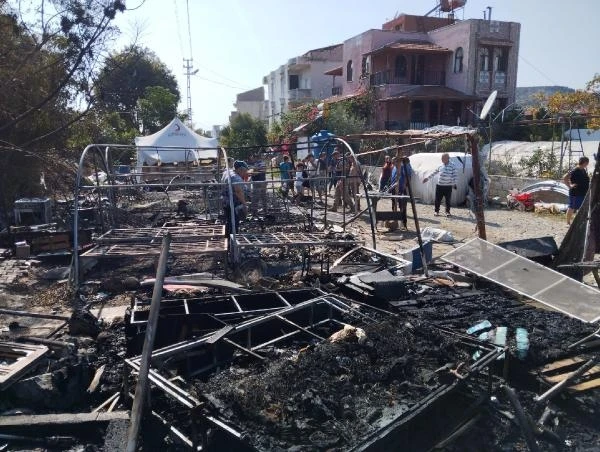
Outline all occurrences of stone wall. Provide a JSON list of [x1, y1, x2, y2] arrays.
[[487, 175, 542, 199]]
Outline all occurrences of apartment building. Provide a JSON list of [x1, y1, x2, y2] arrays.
[[330, 13, 520, 130], [229, 87, 267, 123], [263, 44, 343, 125]]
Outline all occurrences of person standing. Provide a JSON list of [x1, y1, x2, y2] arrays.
[[563, 156, 590, 225], [305, 154, 317, 199], [250, 153, 268, 214], [279, 154, 294, 196], [331, 152, 354, 212], [423, 153, 457, 217], [328, 149, 340, 192], [222, 160, 249, 236], [315, 151, 328, 203], [379, 155, 393, 191]]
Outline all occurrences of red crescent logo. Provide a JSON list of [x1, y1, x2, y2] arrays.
[[174, 124, 181, 132]]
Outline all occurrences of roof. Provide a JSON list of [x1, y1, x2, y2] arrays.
[[236, 87, 264, 102], [302, 43, 342, 56], [324, 65, 343, 76], [379, 85, 480, 102], [367, 40, 452, 56]]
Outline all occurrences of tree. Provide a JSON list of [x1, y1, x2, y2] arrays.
[[539, 74, 600, 130], [137, 86, 179, 134], [95, 45, 180, 129], [0, 1, 125, 219], [220, 113, 267, 159], [324, 103, 367, 137]]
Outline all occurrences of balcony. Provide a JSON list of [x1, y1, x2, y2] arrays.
[[332, 86, 342, 96], [369, 70, 446, 86], [287, 56, 310, 71], [384, 120, 431, 131], [288, 88, 312, 101], [479, 71, 490, 84]]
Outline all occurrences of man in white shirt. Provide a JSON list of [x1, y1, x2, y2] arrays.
[[423, 153, 457, 217]]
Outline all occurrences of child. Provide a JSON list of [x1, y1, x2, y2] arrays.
[[294, 163, 308, 201]]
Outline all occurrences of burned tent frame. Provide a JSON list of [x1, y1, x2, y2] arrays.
[[124, 294, 505, 451]]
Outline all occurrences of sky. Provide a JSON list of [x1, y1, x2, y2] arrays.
[[113, 0, 600, 130]]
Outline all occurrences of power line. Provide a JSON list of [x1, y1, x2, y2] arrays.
[[518, 55, 560, 86], [172, 0, 185, 61], [193, 74, 250, 90], [185, 0, 193, 57]]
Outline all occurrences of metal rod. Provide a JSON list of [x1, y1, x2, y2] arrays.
[[534, 358, 598, 404], [126, 234, 171, 452], [402, 159, 428, 276], [0, 309, 70, 321], [502, 385, 541, 452]]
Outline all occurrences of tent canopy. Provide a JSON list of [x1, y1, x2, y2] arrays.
[[135, 117, 218, 166]]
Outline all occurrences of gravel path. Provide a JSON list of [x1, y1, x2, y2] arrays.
[[344, 200, 571, 257]]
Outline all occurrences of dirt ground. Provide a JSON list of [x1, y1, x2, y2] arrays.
[[344, 200, 571, 256]]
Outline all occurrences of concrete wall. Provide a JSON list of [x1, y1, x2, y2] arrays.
[[428, 20, 472, 94]]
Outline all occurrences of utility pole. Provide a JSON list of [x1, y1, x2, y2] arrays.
[[183, 58, 196, 127]]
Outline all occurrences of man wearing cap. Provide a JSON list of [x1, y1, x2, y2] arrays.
[[222, 160, 249, 236]]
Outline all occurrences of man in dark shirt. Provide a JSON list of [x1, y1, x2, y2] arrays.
[[563, 156, 590, 225]]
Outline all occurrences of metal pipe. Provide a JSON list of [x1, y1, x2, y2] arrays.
[[126, 234, 171, 452], [534, 358, 598, 404], [334, 137, 377, 249], [402, 160, 428, 276], [502, 385, 541, 452]]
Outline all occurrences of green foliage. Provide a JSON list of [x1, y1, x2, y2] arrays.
[[518, 147, 560, 178], [0, 2, 125, 217], [95, 45, 180, 129], [268, 103, 320, 143], [137, 86, 179, 134], [324, 103, 367, 137], [220, 113, 268, 159]]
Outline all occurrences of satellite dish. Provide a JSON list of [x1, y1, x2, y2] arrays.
[[480, 90, 498, 120]]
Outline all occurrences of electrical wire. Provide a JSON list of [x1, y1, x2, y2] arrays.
[[173, 0, 185, 61], [193, 73, 252, 90], [185, 0, 193, 57], [518, 55, 560, 86]]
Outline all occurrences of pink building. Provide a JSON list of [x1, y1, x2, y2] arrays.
[[327, 14, 520, 130]]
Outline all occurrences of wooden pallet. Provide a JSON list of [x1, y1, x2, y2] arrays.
[[538, 356, 600, 392], [0, 341, 49, 390]]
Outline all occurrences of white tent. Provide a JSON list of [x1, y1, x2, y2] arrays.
[[409, 152, 477, 205], [135, 117, 219, 171]]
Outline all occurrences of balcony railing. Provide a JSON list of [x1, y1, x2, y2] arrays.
[[384, 120, 432, 131], [331, 86, 342, 96], [288, 88, 312, 101], [494, 71, 506, 86], [479, 71, 490, 84], [370, 70, 446, 86]]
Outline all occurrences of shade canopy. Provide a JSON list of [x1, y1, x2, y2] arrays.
[[135, 117, 218, 166]]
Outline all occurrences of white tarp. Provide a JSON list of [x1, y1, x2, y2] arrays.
[[409, 152, 476, 205], [135, 117, 218, 169]]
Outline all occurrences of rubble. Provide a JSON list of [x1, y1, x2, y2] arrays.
[[0, 141, 598, 451]]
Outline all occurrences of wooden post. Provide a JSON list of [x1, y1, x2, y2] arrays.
[[125, 234, 171, 452], [468, 134, 487, 239]]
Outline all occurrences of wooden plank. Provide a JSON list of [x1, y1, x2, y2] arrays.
[[0, 411, 129, 427], [569, 378, 600, 392], [0, 342, 49, 390], [544, 365, 600, 383], [540, 357, 584, 374]]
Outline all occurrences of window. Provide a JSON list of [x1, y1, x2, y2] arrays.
[[394, 55, 407, 78], [494, 47, 508, 72], [346, 60, 353, 82], [479, 48, 490, 72], [361, 56, 371, 76], [288, 74, 299, 90], [454, 47, 464, 73]]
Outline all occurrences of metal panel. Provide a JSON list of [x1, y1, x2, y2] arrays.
[[441, 238, 600, 323]]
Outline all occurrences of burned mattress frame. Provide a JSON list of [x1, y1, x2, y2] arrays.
[[125, 293, 504, 450]]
